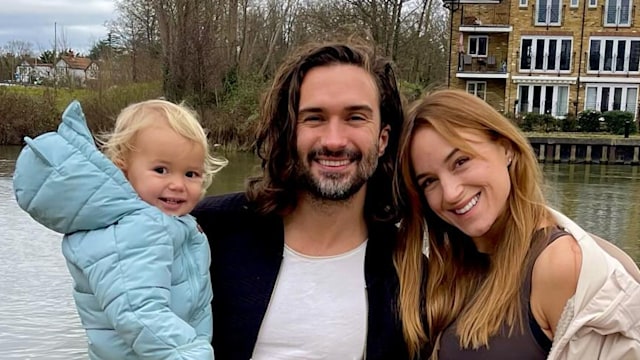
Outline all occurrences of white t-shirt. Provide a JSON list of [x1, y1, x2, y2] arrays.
[[251, 240, 368, 360]]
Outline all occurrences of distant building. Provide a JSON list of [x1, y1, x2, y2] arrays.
[[444, 0, 639, 119], [55, 54, 99, 84], [15, 59, 54, 84], [14, 53, 99, 86]]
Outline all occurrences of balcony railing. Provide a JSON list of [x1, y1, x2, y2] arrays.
[[457, 53, 507, 73]]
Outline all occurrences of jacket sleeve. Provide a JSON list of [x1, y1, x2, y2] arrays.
[[65, 211, 213, 360]]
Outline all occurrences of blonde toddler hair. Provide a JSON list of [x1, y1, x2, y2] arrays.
[[99, 99, 227, 195]]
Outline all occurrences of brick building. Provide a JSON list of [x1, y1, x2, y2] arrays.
[[445, 0, 639, 119]]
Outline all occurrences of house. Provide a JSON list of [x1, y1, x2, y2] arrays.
[[444, 0, 639, 119], [55, 54, 99, 84], [15, 59, 54, 84]]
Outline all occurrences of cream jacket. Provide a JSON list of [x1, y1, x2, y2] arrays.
[[548, 209, 640, 360]]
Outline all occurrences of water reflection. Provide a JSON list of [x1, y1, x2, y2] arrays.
[[543, 163, 640, 262], [0, 146, 20, 178], [0, 147, 639, 359], [0, 179, 87, 359]]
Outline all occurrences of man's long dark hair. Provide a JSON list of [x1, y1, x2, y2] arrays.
[[246, 40, 404, 224]]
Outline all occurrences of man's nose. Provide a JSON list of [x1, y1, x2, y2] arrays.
[[321, 119, 348, 150]]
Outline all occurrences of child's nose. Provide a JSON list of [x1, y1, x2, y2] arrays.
[[168, 177, 186, 191]]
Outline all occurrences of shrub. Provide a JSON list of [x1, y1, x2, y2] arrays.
[[521, 113, 557, 132], [602, 110, 637, 135], [0, 83, 163, 145], [560, 113, 578, 132], [577, 110, 603, 132], [0, 87, 60, 145]]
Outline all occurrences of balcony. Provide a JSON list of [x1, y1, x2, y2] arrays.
[[456, 53, 509, 79], [459, 12, 512, 33], [443, 0, 502, 10]]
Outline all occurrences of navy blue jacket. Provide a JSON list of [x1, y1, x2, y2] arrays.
[[192, 192, 410, 360]]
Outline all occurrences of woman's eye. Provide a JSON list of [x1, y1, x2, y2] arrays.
[[454, 157, 470, 168], [153, 167, 167, 174], [420, 178, 436, 190]]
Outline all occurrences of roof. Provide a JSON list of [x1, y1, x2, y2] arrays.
[[21, 58, 53, 67], [60, 56, 94, 70]]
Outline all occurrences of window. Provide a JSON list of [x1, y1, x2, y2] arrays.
[[585, 84, 638, 117], [520, 0, 528, 7], [571, 0, 579, 7], [467, 81, 487, 100], [536, 0, 562, 25], [520, 37, 572, 72], [588, 38, 640, 73], [605, 0, 631, 26], [468, 36, 488, 57], [589, 0, 597, 6], [518, 85, 569, 116]]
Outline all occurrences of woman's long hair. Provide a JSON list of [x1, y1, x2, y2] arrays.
[[393, 90, 553, 357]]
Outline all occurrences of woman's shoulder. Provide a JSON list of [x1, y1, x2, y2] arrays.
[[530, 231, 582, 337], [533, 233, 582, 290]]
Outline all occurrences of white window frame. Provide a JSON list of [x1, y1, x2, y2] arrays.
[[520, 0, 529, 7], [570, 0, 579, 7], [604, 0, 632, 26], [584, 84, 638, 117], [468, 35, 488, 57], [517, 84, 570, 117], [519, 36, 573, 73], [467, 81, 487, 100], [535, 0, 562, 25], [589, 0, 597, 6], [587, 37, 640, 74]]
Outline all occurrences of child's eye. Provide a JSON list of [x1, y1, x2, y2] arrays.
[[153, 167, 168, 174], [185, 171, 201, 178]]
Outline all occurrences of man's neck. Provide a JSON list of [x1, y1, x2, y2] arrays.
[[283, 188, 368, 257]]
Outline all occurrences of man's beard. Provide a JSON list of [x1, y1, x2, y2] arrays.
[[295, 143, 380, 202]]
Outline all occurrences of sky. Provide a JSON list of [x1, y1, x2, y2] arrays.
[[0, 0, 116, 56]]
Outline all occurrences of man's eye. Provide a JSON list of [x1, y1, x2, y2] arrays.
[[348, 114, 366, 121], [153, 167, 167, 174], [302, 115, 322, 122]]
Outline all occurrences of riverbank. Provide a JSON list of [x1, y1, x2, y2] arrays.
[[526, 132, 640, 165]]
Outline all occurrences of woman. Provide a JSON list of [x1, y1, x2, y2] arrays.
[[394, 89, 640, 359]]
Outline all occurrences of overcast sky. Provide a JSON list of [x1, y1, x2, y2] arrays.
[[0, 0, 116, 55]]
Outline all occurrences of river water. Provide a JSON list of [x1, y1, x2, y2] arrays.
[[0, 145, 639, 358]]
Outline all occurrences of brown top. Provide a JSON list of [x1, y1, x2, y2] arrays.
[[437, 226, 570, 360]]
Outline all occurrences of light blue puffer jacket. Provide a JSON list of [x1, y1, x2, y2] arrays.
[[13, 101, 214, 359]]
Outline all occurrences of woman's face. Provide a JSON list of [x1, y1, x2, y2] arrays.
[[410, 126, 512, 250]]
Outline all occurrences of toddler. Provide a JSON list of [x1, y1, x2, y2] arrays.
[[13, 99, 226, 359]]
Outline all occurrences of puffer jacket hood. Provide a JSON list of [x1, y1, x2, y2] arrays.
[[13, 100, 145, 234]]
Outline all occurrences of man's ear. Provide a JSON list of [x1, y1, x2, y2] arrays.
[[378, 124, 391, 156]]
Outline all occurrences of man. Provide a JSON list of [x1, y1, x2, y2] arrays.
[[192, 41, 408, 359]]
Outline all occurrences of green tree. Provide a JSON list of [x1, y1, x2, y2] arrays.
[[39, 50, 55, 64]]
